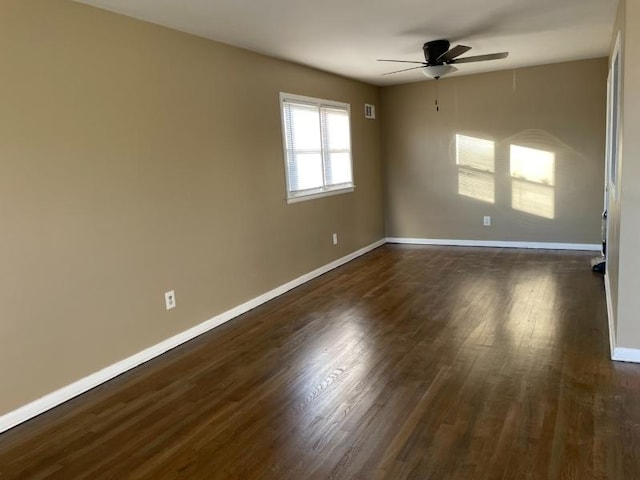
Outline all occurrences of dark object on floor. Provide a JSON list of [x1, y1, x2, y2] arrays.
[[591, 256, 606, 272]]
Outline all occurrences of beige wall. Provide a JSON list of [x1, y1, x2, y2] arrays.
[[0, 0, 384, 415], [0, 0, 616, 420], [381, 59, 607, 243], [611, 0, 640, 350]]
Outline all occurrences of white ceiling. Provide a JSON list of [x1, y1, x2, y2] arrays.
[[75, 0, 618, 86]]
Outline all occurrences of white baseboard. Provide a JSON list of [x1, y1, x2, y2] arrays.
[[612, 348, 640, 363], [605, 274, 640, 363], [604, 273, 616, 359], [0, 239, 385, 434], [386, 237, 601, 251]]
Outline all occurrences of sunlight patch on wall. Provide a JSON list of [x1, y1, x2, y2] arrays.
[[456, 134, 495, 204], [510, 145, 556, 219]]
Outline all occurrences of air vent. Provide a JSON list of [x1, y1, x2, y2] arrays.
[[364, 104, 376, 119]]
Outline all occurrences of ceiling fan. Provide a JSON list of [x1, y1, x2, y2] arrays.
[[379, 39, 508, 79]]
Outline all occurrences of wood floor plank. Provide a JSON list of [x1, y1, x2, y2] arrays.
[[1, 245, 639, 479]]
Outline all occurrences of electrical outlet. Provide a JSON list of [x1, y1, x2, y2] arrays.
[[164, 290, 176, 310], [483, 216, 491, 226], [332, 233, 338, 245]]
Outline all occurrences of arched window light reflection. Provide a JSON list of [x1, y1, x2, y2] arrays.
[[455, 134, 495, 204], [510, 145, 556, 219]]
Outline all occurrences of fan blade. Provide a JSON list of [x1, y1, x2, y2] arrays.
[[377, 59, 427, 64], [437, 45, 471, 63], [449, 52, 509, 64], [382, 66, 424, 76]]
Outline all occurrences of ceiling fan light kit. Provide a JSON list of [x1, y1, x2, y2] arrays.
[[422, 64, 458, 79], [379, 39, 509, 80]]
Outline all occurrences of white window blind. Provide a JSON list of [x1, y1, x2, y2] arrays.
[[281, 93, 354, 202]]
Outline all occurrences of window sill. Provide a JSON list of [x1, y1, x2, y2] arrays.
[[287, 186, 355, 204]]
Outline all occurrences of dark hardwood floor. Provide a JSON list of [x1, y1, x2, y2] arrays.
[[1, 245, 640, 479]]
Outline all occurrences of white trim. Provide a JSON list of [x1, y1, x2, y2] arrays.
[[604, 58, 613, 207], [280, 92, 350, 110], [604, 273, 616, 359], [606, 275, 640, 364], [612, 348, 640, 363], [0, 239, 385, 434], [286, 186, 354, 204], [607, 30, 623, 201], [385, 237, 601, 251]]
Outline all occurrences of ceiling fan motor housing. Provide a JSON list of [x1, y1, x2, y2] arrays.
[[423, 39, 451, 64]]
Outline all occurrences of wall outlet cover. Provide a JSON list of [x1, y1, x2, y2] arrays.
[[165, 290, 176, 310]]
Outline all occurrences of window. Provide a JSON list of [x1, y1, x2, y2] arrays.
[[280, 93, 354, 203]]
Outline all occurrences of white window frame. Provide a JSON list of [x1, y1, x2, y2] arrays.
[[606, 31, 623, 202], [279, 92, 355, 203]]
